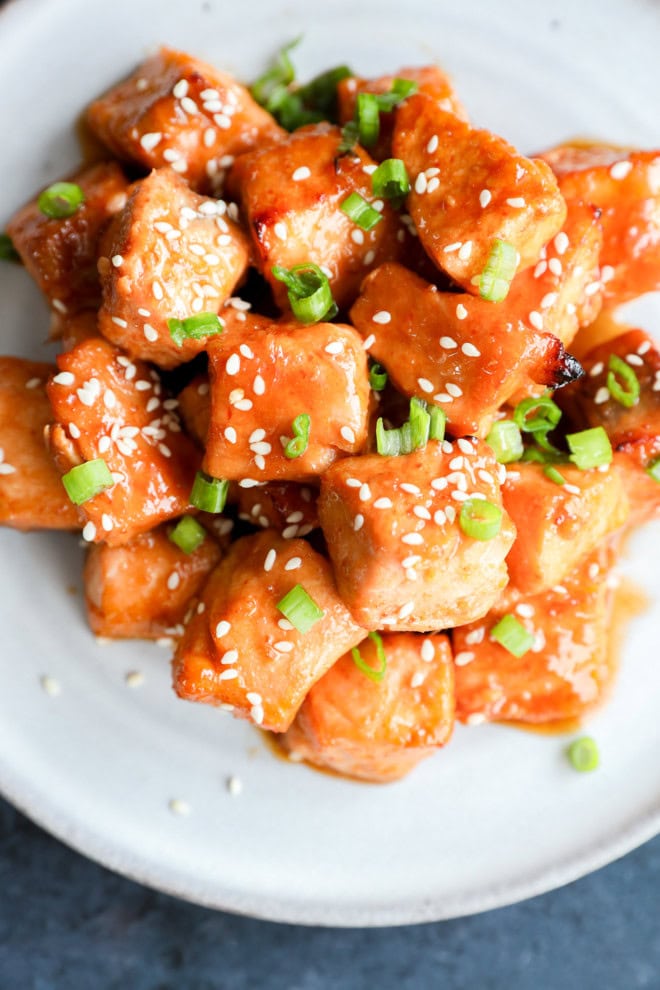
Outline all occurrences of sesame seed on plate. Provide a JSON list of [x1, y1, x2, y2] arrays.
[[168, 798, 191, 816], [227, 776, 243, 796], [40, 675, 61, 697], [125, 671, 145, 688]]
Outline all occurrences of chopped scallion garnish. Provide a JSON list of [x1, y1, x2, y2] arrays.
[[272, 263, 337, 324], [567, 427, 612, 470], [371, 158, 410, 204], [543, 465, 566, 486], [478, 239, 517, 302], [459, 498, 503, 541], [645, 456, 660, 483], [264, 85, 323, 130], [0, 233, 20, 263], [351, 631, 387, 683], [375, 77, 418, 111], [490, 614, 534, 657], [169, 515, 207, 554], [408, 396, 431, 450], [428, 405, 446, 442], [297, 65, 352, 117], [283, 413, 311, 459], [486, 420, 523, 464], [168, 312, 224, 348], [61, 458, 114, 505], [338, 120, 360, 154], [38, 182, 85, 219], [356, 92, 380, 147], [190, 471, 229, 513], [250, 37, 300, 107], [276, 584, 325, 633], [607, 354, 640, 409], [340, 191, 382, 231], [376, 397, 444, 455], [369, 362, 388, 391], [513, 394, 562, 438], [567, 736, 600, 773]]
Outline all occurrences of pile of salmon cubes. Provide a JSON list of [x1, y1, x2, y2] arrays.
[[2, 45, 659, 782]]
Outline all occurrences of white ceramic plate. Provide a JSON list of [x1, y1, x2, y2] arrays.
[[1, 0, 659, 927]]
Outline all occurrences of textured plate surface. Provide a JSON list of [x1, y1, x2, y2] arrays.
[[0, 0, 659, 926]]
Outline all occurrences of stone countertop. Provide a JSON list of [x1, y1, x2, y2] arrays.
[[1, 797, 658, 989]]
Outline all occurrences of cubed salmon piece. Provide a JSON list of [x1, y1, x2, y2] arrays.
[[317, 438, 516, 631], [237, 482, 319, 536], [97, 168, 249, 369], [556, 329, 660, 524], [177, 375, 211, 449], [350, 262, 582, 438], [0, 358, 80, 531], [283, 632, 454, 782], [454, 547, 614, 724], [84, 522, 221, 639], [230, 122, 406, 311], [538, 144, 660, 306], [7, 162, 129, 316], [502, 461, 628, 595], [505, 202, 603, 349], [204, 316, 369, 482], [46, 337, 200, 545], [337, 65, 468, 162], [392, 94, 566, 291], [173, 530, 366, 732], [49, 309, 100, 352], [86, 47, 284, 193]]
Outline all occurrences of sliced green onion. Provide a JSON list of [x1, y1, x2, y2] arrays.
[[168, 312, 224, 348], [375, 78, 418, 112], [376, 417, 403, 456], [607, 354, 640, 409], [478, 239, 517, 302], [169, 515, 207, 554], [376, 398, 444, 455], [276, 583, 325, 633], [486, 420, 523, 464], [190, 471, 229, 513], [490, 614, 534, 658], [283, 413, 310, 459], [428, 405, 446, 442], [567, 427, 612, 470], [37, 182, 85, 219], [543, 465, 567, 486], [250, 36, 300, 107], [0, 233, 20, 263], [272, 263, 337, 324], [340, 191, 382, 231], [521, 444, 564, 465], [297, 65, 352, 117], [513, 394, 562, 436], [369, 362, 388, 391], [408, 396, 431, 449], [351, 631, 387, 683], [356, 92, 380, 147], [338, 120, 360, 154], [459, 498, 503, 541], [61, 458, 114, 505], [645, 456, 660, 483], [567, 736, 600, 773], [264, 85, 323, 130], [371, 158, 410, 203]]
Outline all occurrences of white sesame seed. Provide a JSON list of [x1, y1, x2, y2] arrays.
[[53, 371, 75, 386], [637, 340, 652, 356], [346, 478, 362, 488], [284, 557, 303, 572], [400, 483, 421, 495], [426, 134, 439, 153], [479, 189, 492, 208], [274, 221, 288, 241], [458, 240, 473, 261], [626, 353, 644, 367], [506, 197, 525, 208], [610, 160, 632, 180], [548, 257, 563, 276], [341, 425, 356, 443], [325, 340, 344, 355], [445, 506, 456, 523], [252, 374, 266, 396], [515, 603, 535, 618], [101, 514, 114, 532], [374, 497, 393, 509], [226, 353, 241, 375], [426, 177, 440, 194], [292, 166, 311, 181], [433, 509, 446, 526], [221, 649, 239, 665], [401, 532, 424, 545], [362, 333, 376, 350], [554, 232, 569, 255], [414, 172, 428, 194], [398, 601, 415, 619], [594, 387, 610, 405], [353, 514, 365, 531], [359, 483, 372, 502], [69, 423, 81, 439], [172, 79, 189, 99], [40, 675, 61, 697], [372, 310, 391, 324], [167, 572, 181, 591], [434, 393, 453, 404], [263, 549, 277, 572], [219, 668, 239, 681], [82, 522, 97, 542], [443, 242, 462, 253], [143, 324, 158, 343], [461, 342, 480, 357], [227, 776, 243, 796], [589, 361, 605, 377], [564, 483, 581, 495], [417, 377, 434, 394], [363, 249, 376, 266], [541, 292, 558, 309], [456, 304, 468, 320], [125, 671, 144, 688], [439, 336, 457, 349], [465, 627, 485, 645], [180, 95, 198, 115], [351, 228, 365, 245], [111, 254, 124, 268], [158, 443, 172, 458], [528, 311, 544, 331], [215, 620, 231, 638], [274, 641, 294, 653], [414, 506, 431, 520], [234, 399, 253, 412], [454, 651, 475, 666]]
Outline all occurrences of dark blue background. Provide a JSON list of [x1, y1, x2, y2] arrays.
[[1, 796, 658, 989]]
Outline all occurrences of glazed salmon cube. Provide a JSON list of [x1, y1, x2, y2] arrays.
[[237, 482, 319, 536], [317, 438, 516, 631], [453, 547, 614, 724], [46, 337, 200, 545], [230, 122, 406, 311], [350, 262, 582, 438], [97, 168, 249, 369], [177, 375, 211, 448], [0, 358, 80, 531], [84, 522, 221, 639], [505, 202, 603, 349], [282, 632, 454, 782], [86, 47, 284, 194], [203, 316, 369, 483], [7, 162, 129, 316], [538, 144, 660, 306], [173, 530, 366, 732], [556, 328, 660, 525], [501, 461, 628, 595], [337, 65, 468, 162], [392, 94, 566, 292]]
